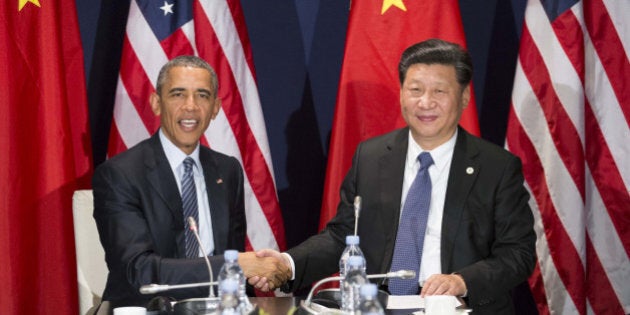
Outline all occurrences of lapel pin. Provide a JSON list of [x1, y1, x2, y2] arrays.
[[216, 178, 223, 184], [466, 167, 474, 175]]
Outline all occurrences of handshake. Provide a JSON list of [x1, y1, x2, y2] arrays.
[[238, 249, 292, 292]]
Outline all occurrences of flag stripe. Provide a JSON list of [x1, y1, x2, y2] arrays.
[[160, 28, 195, 59], [119, 37, 159, 132], [601, 0, 630, 55], [585, 237, 625, 314], [111, 76, 151, 150], [584, 0, 630, 125], [552, 9, 584, 81], [521, 181, 572, 315], [585, 166, 629, 313], [108, 121, 129, 156]]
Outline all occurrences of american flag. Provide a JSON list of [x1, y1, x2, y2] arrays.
[[506, 0, 629, 314], [109, 0, 286, 252]]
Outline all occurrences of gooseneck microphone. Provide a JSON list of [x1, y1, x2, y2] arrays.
[[139, 217, 217, 298], [353, 196, 361, 236], [139, 281, 218, 294], [187, 216, 215, 298]]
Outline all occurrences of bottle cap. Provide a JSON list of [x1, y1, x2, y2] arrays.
[[345, 235, 360, 245], [224, 249, 238, 261]]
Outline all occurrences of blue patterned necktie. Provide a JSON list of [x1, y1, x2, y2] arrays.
[[181, 157, 200, 258], [389, 152, 434, 295]]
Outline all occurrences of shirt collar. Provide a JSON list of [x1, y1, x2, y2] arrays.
[[406, 129, 458, 172], [159, 129, 201, 173]]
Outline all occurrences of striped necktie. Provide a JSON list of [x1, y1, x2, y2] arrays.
[[181, 157, 200, 258]]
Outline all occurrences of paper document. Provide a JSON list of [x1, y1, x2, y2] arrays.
[[386, 295, 461, 309]]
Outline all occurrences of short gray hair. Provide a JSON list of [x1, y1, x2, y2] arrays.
[[155, 55, 218, 95]]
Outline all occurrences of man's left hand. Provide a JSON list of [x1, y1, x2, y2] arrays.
[[420, 273, 467, 297]]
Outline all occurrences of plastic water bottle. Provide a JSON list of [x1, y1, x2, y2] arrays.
[[218, 250, 253, 312], [341, 255, 368, 313], [217, 278, 242, 315], [339, 235, 365, 290], [359, 283, 384, 315]]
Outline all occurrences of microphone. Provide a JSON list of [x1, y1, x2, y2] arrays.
[[353, 196, 361, 236], [140, 281, 218, 294], [187, 216, 215, 297], [300, 269, 416, 314], [139, 217, 222, 314]]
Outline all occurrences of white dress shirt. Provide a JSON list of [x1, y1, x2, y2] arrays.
[[160, 130, 215, 257], [400, 130, 456, 286]]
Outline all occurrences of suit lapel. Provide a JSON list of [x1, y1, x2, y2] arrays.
[[145, 134, 187, 257], [200, 148, 227, 255], [441, 128, 480, 272], [378, 128, 409, 273]]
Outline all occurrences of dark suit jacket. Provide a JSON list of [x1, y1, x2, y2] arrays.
[[287, 127, 536, 314], [92, 132, 246, 307]]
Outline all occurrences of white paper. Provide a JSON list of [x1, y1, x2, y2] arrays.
[[386, 295, 462, 310], [386, 295, 424, 309]]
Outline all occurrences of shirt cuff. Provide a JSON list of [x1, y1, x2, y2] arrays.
[[282, 252, 296, 280]]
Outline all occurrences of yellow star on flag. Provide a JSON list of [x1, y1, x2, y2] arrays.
[[381, 0, 407, 14], [19, 0, 40, 11]]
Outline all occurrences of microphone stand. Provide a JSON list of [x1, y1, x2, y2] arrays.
[[353, 196, 361, 236], [299, 270, 416, 315], [188, 217, 215, 298], [139, 217, 223, 315]]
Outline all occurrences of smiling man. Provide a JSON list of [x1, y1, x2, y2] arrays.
[[253, 39, 536, 314], [92, 56, 290, 308]]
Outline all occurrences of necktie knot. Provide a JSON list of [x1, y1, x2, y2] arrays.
[[183, 157, 195, 174], [418, 152, 434, 172]]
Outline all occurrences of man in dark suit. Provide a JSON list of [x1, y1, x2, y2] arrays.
[[93, 56, 289, 307], [253, 39, 536, 314]]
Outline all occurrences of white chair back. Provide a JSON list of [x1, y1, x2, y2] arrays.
[[72, 189, 108, 315]]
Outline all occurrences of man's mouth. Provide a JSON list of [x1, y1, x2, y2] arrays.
[[180, 119, 198, 129]]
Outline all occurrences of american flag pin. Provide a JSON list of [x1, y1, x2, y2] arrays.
[[216, 178, 223, 184], [466, 167, 474, 175]]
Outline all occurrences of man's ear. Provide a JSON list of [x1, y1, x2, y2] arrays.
[[211, 98, 222, 120], [461, 85, 471, 109], [150, 93, 161, 115]]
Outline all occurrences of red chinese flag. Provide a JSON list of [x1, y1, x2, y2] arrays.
[[320, 0, 479, 228], [0, 0, 92, 313]]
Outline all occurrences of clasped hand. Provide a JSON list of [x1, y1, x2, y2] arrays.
[[238, 250, 291, 291]]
